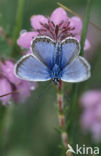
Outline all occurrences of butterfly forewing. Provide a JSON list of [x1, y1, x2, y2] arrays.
[[61, 37, 80, 68], [15, 55, 51, 81], [31, 36, 56, 68]]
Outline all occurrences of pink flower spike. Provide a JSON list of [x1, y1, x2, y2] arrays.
[[0, 78, 12, 105], [70, 16, 82, 34], [91, 122, 101, 142], [1, 60, 21, 85], [17, 31, 38, 49], [80, 90, 101, 142], [17, 7, 91, 52], [84, 39, 91, 51], [0, 59, 37, 105], [12, 81, 31, 103], [31, 15, 48, 29], [80, 91, 101, 108], [94, 102, 101, 119], [50, 8, 68, 25], [81, 110, 94, 129]]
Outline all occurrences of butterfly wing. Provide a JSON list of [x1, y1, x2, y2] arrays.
[[61, 56, 91, 83], [61, 37, 80, 68], [31, 36, 56, 68], [15, 54, 51, 81]]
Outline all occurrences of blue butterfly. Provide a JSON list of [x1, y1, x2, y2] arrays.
[[15, 36, 91, 84]]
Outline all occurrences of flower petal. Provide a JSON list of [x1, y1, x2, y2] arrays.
[[84, 39, 91, 51], [95, 103, 101, 119], [0, 78, 12, 105], [81, 110, 95, 129], [50, 8, 68, 25], [30, 15, 48, 29], [80, 91, 101, 108], [76, 35, 91, 51], [17, 31, 38, 49], [13, 81, 31, 103], [1, 60, 21, 85], [70, 16, 82, 34], [91, 122, 101, 142]]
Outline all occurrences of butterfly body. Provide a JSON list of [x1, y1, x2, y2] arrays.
[[50, 64, 61, 84], [15, 36, 91, 84], [49, 42, 62, 84], [54, 42, 62, 66]]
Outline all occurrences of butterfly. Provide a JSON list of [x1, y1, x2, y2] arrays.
[[15, 36, 91, 84]]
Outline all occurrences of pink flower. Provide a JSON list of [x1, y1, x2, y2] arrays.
[[17, 32, 38, 49], [0, 78, 12, 105], [1, 60, 21, 84], [80, 90, 101, 142], [17, 7, 90, 51], [0, 60, 36, 105]]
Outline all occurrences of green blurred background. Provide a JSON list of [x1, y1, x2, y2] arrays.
[[0, 0, 101, 156]]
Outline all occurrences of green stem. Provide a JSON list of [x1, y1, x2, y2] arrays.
[[11, 0, 25, 57], [67, 84, 78, 134], [80, 0, 93, 56], [0, 104, 7, 155], [68, 0, 93, 134], [0, 105, 6, 133], [0, 0, 25, 153], [57, 81, 72, 156], [71, 0, 93, 108]]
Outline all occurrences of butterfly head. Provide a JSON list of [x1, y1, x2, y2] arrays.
[[52, 78, 60, 85]]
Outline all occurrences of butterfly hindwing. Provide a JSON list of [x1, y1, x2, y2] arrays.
[[61, 56, 91, 83], [15, 54, 51, 81]]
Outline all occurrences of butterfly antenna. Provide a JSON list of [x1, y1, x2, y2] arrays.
[[57, 2, 101, 32]]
